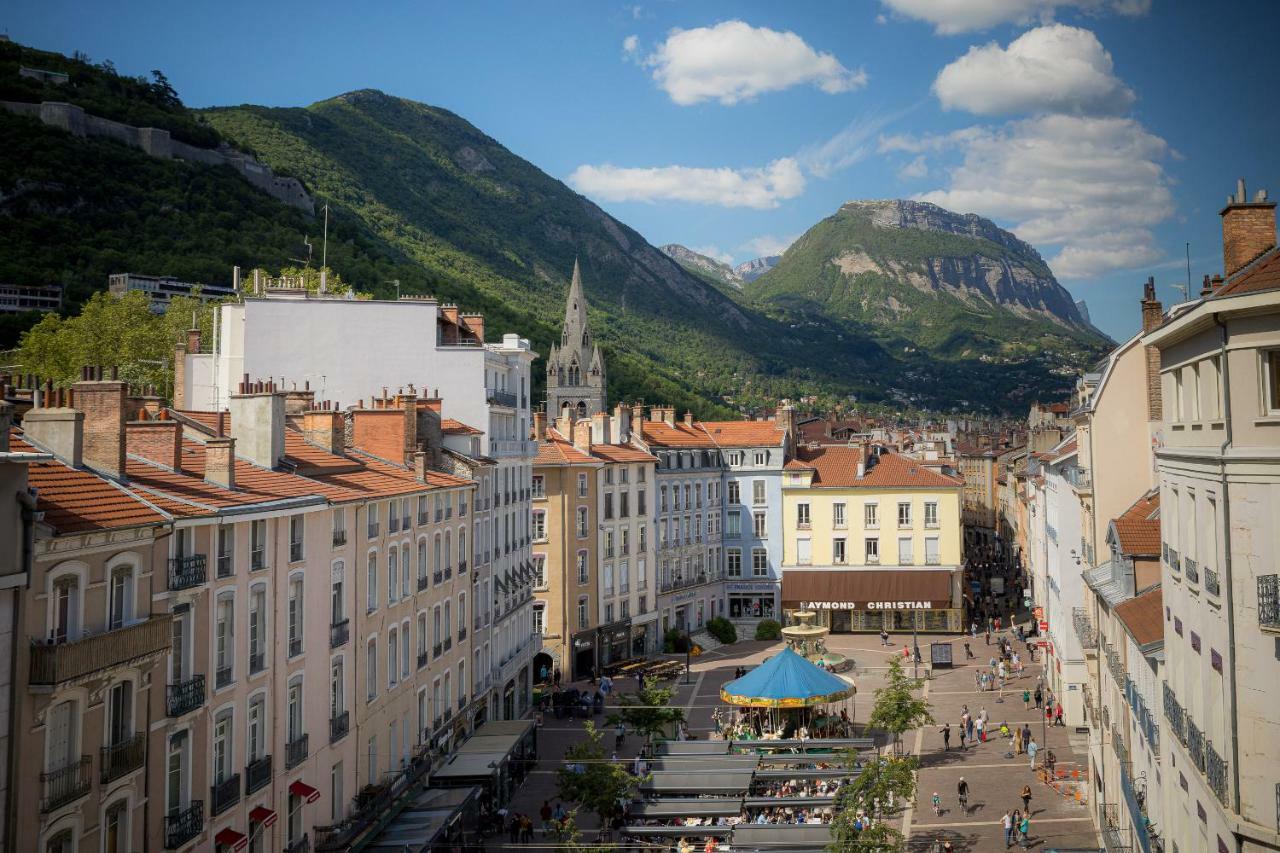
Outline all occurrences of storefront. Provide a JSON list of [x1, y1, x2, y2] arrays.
[[598, 619, 632, 667], [781, 568, 963, 633], [727, 581, 779, 622], [570, 630, 596, 681]]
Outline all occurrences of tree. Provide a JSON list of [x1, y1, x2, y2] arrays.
[[826, 750, 918, 852], [546, 813, 617, 853], [555, 723, 638, 839], [606, 676, 685, 741], [866, 656, 934, 756]]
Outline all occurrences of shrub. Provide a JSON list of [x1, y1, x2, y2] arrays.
[[755, 619, 782, 641], [706, 616, 737, 644], [663, 628, 690, 653]]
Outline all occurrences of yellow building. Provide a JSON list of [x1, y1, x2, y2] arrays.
[[779, 446, 966, 633]]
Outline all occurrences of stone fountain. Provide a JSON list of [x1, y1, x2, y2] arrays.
[[782, 611, 849, 671]]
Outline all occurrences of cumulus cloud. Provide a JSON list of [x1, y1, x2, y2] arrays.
[[691, 244, 736, 265], [568, 158, 806, 209], [740, 233, 800, 258], [934, 25, 1133, 116], [907, 115, 1173, 278], [879, 0, 1151, 34], [622, 34, 640, 61], [642, 20, 866, 106], [897, 155, 929, 180]]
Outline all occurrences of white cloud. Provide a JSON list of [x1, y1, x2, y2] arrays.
[[568, 158, 806, 209], [642, 20, 866, 106], [909, 114, 1173, 278], [799, 109, 912, 178], [691, 244, 736, 265], [622, 34, 640, 59], [897, 155, 929, 180], [934, 25, 1134, 116], [740, 233, 799, 258], [879, 0, 1150, 34]]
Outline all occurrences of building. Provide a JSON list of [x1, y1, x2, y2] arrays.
[[778, 445, 966, 634], [544, 261, 607, 420], [1145, 180, 1280, 853], [108, 272, 236, 312], [0, 283, 62, 315], [955, 442, 998, 533]]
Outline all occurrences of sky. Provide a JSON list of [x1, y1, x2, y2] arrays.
[[6, 0, 1280, 341]]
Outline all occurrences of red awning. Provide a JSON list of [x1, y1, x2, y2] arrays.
[[290, 780, 321, 804], [214, 828, 249, 851], [249, 806, 278, 827]]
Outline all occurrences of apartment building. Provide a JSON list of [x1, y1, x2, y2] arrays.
[[779, 446, 965, 634], [955, 442, 998, 533], [1146, 181, 1280, 853]]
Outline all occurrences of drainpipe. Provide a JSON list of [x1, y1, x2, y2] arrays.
[[1212, 316, 1242, 829]]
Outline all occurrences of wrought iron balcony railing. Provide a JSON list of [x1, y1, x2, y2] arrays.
[[1163, 683, 1186, 747], [168, 554, 207, 590], [100, 733, 145, 784], [330, 711, 350, 744], [210, 772, 241, 816], [1205, 567, 1220, 596], [164, 801, 203, 849], [286, 733, 309, 769], [1206, 741, 1229, 805], [1187, 719, 1205, 773], [41, 755, 91, 812], [166, 675, 206, 717], [246, 754, 272, 795], [330, 619, 350, 649]]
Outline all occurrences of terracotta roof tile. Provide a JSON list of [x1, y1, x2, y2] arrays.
[[589, 444, 657, 464], [1215, 245, 1280, 297], [535, 430, 596, 466], [175, 410, 360, 474], [441, 418, 483, 435], [1111, 490, 1160, 556], [700, 420, 786, 448], [792, 447, 962, 489], [1114, 585, 1163, 647], [639, 421, 715, 448]]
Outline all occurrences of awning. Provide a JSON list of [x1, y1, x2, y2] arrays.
[[781, 569, 954, 609], [731, 823, 833, 849], [654, 740, 731, 756], [631, 798, 744, 819], [641, 770, 753, 795], [623, 825, 734, 838], [650, 755, 759, 773], [249, 806, 277, 827], [214, 828, 249, 851], [290, 780, 321, 804], [754, 768, 854, 780]]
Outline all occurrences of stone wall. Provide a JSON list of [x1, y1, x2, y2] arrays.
[[1, 100, 314, 213]]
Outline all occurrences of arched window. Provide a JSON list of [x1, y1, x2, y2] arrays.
[[51, 575, 79, 643], [417, 540, 428, 587], [432, 607, 442, 649], [458, 529, 467, 567], [46, 830, 73, 853], [387, 548, 398, 603], [400, 545, 410, 599], [433, 535, 442, 580], [104, 798, 128, 853], [443, 531, 452, 570], [576, 401, 586, 419], [108, 564, 134, 630]]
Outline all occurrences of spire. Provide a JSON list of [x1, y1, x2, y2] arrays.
[[563, 258, 589, 342]]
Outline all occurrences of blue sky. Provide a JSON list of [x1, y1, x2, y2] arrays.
[[6, 0, 1279, 340]]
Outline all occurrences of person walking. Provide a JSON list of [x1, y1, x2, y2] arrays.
[[1022, 688, 1031, 710], [1027, 737, 1039, 770], [941, 722, 951, 750], [957, 777, 969, 812], [1034, 686, 1043, 710], [615, 721, 626, 751], [1002, 811, 1014, 848], [1021, 783, 1033, 814], [1019, 812, 1032, 849], [976, 716, 986, 743], [1014, 725, 1023, 754], [965, 641, 975, 660], [958, 725, 967, 750], [985, 628, 992, 646], [880, 628, 890, 647], [932, 791, 942, 816], [540, 801, 553, 835], [1055, 705, 1065, 727]]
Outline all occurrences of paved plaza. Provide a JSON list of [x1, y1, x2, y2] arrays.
[[492, 629, 1100, 851]]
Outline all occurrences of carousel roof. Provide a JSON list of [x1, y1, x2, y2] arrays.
[[719, 647, 853, 708]]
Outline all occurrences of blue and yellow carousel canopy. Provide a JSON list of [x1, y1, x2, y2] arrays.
[[719, 647, 853, 708]]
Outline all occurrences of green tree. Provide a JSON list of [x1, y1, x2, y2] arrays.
[[826, 751, 918, 852], [606, 676, 685, 741], [866, 656, 934, 756], [546, 812, 617, 853], [555, 723, 638, 837]]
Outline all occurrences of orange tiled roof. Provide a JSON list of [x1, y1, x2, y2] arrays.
[[1112, 490, 1160, 557], [701, 420, 786, 447], [308, 449, 473, 498], [175, 410, 358, 474], [1114, 585, 1163, 647], [441, 418, 482, 435], [1215, 246, 1280, 297], [535, 429, 597, 466], [639, 421, 714, 448], [12, 431, 167, 533], [792, 447, 962, 489], [589, 443, 657, 464]]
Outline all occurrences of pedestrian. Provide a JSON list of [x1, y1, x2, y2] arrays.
[[1034, 687, 1043, 710], [985, 629, 992, 646], [1014, 725, 1023, 754], [1055, 705, 1064, 727], [932, 791, 942, 815], [1022, 688, 1031, 710], [553, 667, 561, 687], [958, 726, 967, 750], [995, 616, 1002, 632], [521, 814, 534, 844], [1021, 783, 1033, 814], [1019, 813, 1032, 849], [508, 815, 521, 844], [957, 776, 969, 811], [941, 722, 951, 750], [966, 716, 974, 741], [976, 716, 986, 743], [540, 801, 552, 834], [1027, 738, 1038, 770], [615, 721, 625, 750], [965, 641, 974, 660], [1046, 749, 1057, 778], [880, 627, 890, 647], [1022, 723, 1032, 749], [971, 621, 978, 638], [601, 674, 613, 696], [1002, 811, 1014, 848]]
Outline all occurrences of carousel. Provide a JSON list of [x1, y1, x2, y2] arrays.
[[717, 647, 856, 741]]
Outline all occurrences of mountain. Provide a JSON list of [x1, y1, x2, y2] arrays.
[[660, 244, 744, 290], [745, 200, 1109, 379], [735, 255, 780, 282]]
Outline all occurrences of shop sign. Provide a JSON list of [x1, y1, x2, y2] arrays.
[[801, 600, 936, 611], [673, 591, 698, 603], [727, 582, 778, 593]]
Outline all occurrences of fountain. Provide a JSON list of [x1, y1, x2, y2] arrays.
[[782, 611, 850, 672]]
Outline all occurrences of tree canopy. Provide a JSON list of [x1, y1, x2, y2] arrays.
[[866, 656, 935, 755], [606, 676, 685, 742], [554, 723, 639, 835]]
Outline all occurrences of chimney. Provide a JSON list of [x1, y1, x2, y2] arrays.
[[127, 417, 182, 471], [590, 411, 610, 445], [1141, 277, 1163, 333], [572, 419, 592, 453], [1211, 274, 1224, 292], [22, 396, 84, 467], [661, 406, 675, 426], [631, 401, 645, 426], [205, 436, 236, 489], [1139, 279, 1164, 424], [282, 385, 316, 416], [778, 402, 797, 444], [1200, 274, 1214, 297], [185, 326, 201, 355], [683, 410, 694, 427], [397, 392, 420, 462], [73, 367, 128, 479], [1221, 178, 1276, 277], [302, 409, 345, 454], [532, 410, 547, 442], [173, 339, 188, 410], [413, 450, 428, 483], [229, 380, 286, 469], [613, 403, 631, 444], [461, 313, 485, 343]]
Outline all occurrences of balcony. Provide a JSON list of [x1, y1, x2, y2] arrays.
[[1064, 465, 1092, 492], [333, 530, 347, 547], [1163, 683, 1186, 746], [285, 835, 310, 853], [444, 566, 452, 580], [433, 571, 443, 585], [417, 651, 428, 669], [164, 801, 203, 849], [1112, 730, 1130, 771], [41, 756, 91, 812], [1205, 567, 1221, 597], [166, 674, 206, 717], [1187, 719, 1205, 773], [249, 652, 265, 675], [210, 772, 241, 817], [216, 664, 233, 690], [101, 733, 145, 783], [1260, 575, 1280, 627], [443, 637, 452, 652], [418, 575, 429, 592], [30, 614, 171, 686], [286, 733, 309, 769], [487, 389, 517, 408], [1073, 607, 1098, 649], [289, 635, 303, 658], [245, 754, 272, 795], [367, 522, 379, 538], [1184, 557, 1200, 584], [330, 619, 350, 649], [1206, 741, 1229, 804], [458, 627, 467, 642], [433, 643, 442, 660], [458, 560, 467, 575], [330, 711, 350, 744], [168, 554, 207, 590]]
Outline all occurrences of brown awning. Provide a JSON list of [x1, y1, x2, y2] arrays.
[[782, 570, 955, 610]]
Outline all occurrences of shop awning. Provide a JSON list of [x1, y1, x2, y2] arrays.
[[781, 569, 954, 609], [631, 798, 744, 818], [215, 828, 249, 851], [642, 770, 753, 795], [249, 806, 277, 827], [731, 823, 833, 849], [654, 740, 731, 756], [743, 796, 837, 809], [650, 755, 759, 772], [624, 825, 734, 838], [754, 768, 854, 780], [289, 780, 320, 804]]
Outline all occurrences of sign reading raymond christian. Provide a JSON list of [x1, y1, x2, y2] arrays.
[[801, 600, 935, 611]]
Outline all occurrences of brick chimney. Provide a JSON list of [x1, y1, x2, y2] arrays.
[[1221, 178, 1276, 277], [229, 377, 286, 469], [73, 366, 128, 480], [660, 406, 675, 426], [683, 410, 694, 427], [302, 408, 345, 454], [127, 416, 182, 471], [532, 410, 546, 441], [1140, 278, 1164, 422], [778, 403, 797, 442], [172, 340, 188, 410], [572, 419, 592, 453], [205, 436, 236, 489], [186, 327, 202, 355], [413, 450, 429, 483], [631, 402, 645, 426]]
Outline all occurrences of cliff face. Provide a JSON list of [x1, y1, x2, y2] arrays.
[[660, 244, 744, 289]]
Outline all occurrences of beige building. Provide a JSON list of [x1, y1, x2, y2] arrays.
[[955, 442, 998, 531]]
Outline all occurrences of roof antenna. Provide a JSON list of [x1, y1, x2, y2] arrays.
[[1185, 241, 1192, 301]]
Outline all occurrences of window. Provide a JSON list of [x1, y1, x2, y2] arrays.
[[289, 515, 305, 562], [217, 525, 235, 577], [752, 511, 767, 538], [864, 502, 878, 529], [331, 762, 344, 823], [796, 503, 811, 528], [367, 736, 378, 784], [752, 548, 768, 577], [833, 538, 847, 564], [288, 577, 303, 657], [104, 801, 128, 853], [388, 547, 399, 603], [250, 520, 267, 570], [576, 507, 588, 538], [898, 537, 913, 565], [727, 510, 741, 538], [366, 639, 378, 701], [368, 503, 380, 537], [577, 473, 588, 497], [795, 538, 812, 565], [533, 555, 547, 587], [531, 474, 545, 498], [603, 493, 614, 520], [727, 548, 742, 577], [166, 731, 189, 816], [51, 575, 79, 643], [833, 503, 847, 529], [604, 530, 614, 558], [620, 492, 630, 518], [1174, 368, 1185, 421], [752, 480, 766, 505], [401, 544, 411, 593], [366, 552, 378, 613], [401, 500, 410, 530], [213, 709, 233, 784], [1267, 350, 1280, 413], [754, 451, 767, 466], [578, 597, 589, 630], [532, 510, 546, 541], [417, 496, 428, 525], [1191, 362, 1202, 420], [638, 489, 647, 515], [108, 565, 133, 630], [248, 694, 264, 761], [605, 602, 614, 623], [865, 538, 880, 564], [388, 630, 399, 688], [925, 537, 940, 565], [417, 540, 428, 587], [924, 502, 939, 528], [603, 563, 614, 595], [577, 551, 589, 584], [107, 680, 133, 747], [287, 791, 303, 845], [897, 502, 912, 528], [215, 593, 234, 687]]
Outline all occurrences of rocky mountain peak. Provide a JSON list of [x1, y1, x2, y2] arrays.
[[840, 199, 1048, 266]]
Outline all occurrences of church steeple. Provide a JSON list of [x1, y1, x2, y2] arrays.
[[545, 259, 607, 419]]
